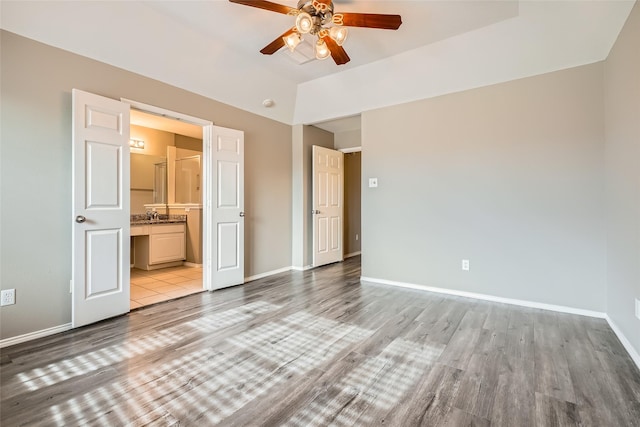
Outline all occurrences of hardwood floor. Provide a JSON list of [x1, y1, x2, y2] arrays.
[[1, 256, 639, 426]]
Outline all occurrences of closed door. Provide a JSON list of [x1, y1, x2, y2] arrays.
[[312, 145, 344, 267], [72, 89, 130, 327], [208, 126, 245, 289]]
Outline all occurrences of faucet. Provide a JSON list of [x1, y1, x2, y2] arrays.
[[146, 210, 159, 220]]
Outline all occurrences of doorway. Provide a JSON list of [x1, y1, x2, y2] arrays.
[[129, 110, 205, 309], [72, 91, 245, 327], [342, 149, 361, 259]]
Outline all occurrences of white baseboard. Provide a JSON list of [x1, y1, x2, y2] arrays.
[[245, 266, 292, 283], [291, 265, 313, 272], [0, 323, 72, 349], [345, 251, 362, 259], [360, 276, 606, 319], [605, 315, 640, 370]]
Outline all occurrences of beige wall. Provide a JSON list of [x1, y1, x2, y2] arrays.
[[130, 124, 175, 157], [335, 129, 361, 150], [0, 31, 292, 340], [175, 134, 203, 152], [604, 3, 640, 358], [362, 62, 607, 311], [344, 152, 361, 256]]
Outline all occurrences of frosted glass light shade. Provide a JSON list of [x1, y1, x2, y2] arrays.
[[283, 32, 301, 52], [329, 26, 348, 46], [315, 39, 330, 60], [295, 12, 314, 34]]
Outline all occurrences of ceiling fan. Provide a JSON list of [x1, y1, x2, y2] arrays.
[[229, 0, 402, 65]]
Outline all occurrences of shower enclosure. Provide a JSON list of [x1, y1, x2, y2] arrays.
[[174, 155, 201, 204]]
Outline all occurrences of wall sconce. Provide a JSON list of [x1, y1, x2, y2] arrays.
[[129, 139, 145, 149]]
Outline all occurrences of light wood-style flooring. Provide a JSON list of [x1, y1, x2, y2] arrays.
[[1, 256, 639, 426]]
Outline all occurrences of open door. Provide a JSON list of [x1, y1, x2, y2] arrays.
[[209, 126, 244, 289], [312, 145, 344, 267], [72, 89, 130, 327]]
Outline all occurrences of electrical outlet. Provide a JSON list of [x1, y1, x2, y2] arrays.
[[461, 259, 470, 271], [1, 289, 16, 306], [635, 298, 640, 320]]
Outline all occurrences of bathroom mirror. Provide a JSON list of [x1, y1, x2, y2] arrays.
[[130, 153, 167, 213]]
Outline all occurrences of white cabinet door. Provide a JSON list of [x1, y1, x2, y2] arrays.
[[149, 229, 186, 264], [312, 146, 344, 267], [72, 89, 130, 328]]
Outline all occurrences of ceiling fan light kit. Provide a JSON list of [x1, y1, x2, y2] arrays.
[[284, 31, 302, 51], [315, 38, 331, 60], [229, 0, 402, 65]]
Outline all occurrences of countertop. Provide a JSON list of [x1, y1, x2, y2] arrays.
[[131, 214, 187, 225]]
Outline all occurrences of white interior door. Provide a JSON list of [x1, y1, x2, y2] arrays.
[[209, 126, 244, 289], [312, 145, 344, 267], [72, 89, 130, 327]]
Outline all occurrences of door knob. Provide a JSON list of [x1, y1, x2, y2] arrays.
[[312, 210, 321, 215], [75, 215, 87, 223], [239, 212, 245, 217]]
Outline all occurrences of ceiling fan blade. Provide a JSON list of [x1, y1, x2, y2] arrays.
[[229, 0, 295, 15], [260, 28, 295, 55], [323, 37, 350, 65], [335, 12, 402, 30]]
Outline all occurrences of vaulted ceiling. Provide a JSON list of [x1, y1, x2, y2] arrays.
[[1, 1, 635, 127]]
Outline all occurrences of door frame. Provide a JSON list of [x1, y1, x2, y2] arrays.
[[121, 98, 215, 291], [338, 146, 362, 260]]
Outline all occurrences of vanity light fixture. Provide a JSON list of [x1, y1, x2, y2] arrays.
[[130, 139, 145, 149]]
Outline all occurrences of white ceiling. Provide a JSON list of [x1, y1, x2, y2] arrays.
[[1, 1, 634, 129]]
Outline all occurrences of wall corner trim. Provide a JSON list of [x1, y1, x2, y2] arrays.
[[605, 315, 640, 370], [291, 265, 314, 271], [245, 266, 293, 283], [0, 323, 73, 349], [359, 276, 607, 318]]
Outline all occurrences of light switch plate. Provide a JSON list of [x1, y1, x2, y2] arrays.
[[368, 178, 378, 188], [635, 298, 640, 320]]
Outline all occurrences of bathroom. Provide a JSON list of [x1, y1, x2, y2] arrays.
[[129, 111, 204, 309]]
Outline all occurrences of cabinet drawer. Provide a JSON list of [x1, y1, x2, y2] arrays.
[[150, 224, 185, 235], [131, 225, 149, 236]]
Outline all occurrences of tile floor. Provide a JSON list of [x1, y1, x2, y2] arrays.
[[130, 265, 203, 309]]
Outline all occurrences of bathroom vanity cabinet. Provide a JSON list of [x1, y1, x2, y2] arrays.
[[132, 223, 186, 270]]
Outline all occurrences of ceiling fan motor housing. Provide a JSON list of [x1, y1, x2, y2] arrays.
[[296, 0, 334, 34]]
